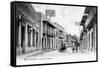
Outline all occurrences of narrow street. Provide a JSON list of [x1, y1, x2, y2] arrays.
[[15, 3, 97, 66], [17, 49, 96, 65]]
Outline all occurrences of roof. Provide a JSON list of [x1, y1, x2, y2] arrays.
[[53, 22, 65, 31], [84, 7, 92, 14]]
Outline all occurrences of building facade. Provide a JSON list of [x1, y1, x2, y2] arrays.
[[16, 3, 41, 55], [16, 3, 67, 56], [40, 13, 66, 51], [80, 7, 97, 52], [53, 23, 66, 49], [65, 34, 76, 47]]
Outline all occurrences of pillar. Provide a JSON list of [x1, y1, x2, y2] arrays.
[[40, 17, 43, 50], [52, 37, 53, 49], [42, 36, 44, 50], [54, 38, 56, 49], [51, 37, 52, 49], [17, 23, 22, 48], [17, 22, 22, 55], [45, 35, 47, 49], [30, 28, 33, 47], [44, 36, 46, 49], [49, 37, 51, 49], [37, 33, 40, 49], [94, 24, 96, 51], [23, 23, 28, 53], [89, 32, 92, 51], [24, 24, 28, 47], [34, 31, 36, 47], [87, 34, 90, 51], [53, 38, 54, 49]]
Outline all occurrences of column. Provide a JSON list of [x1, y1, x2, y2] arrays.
[[55, 38, 57, 49], [17, 23, 22, 48], [44, 36, 46, 49], [52, 38, 53, 49], [93, 28, 95, 51], [87, 29, 89, 50], [54, 38, 56, 49], [40, 17, 43, 50], [53, 38, 55, 49], [89, 32, 92, 51], [34, 31, 36, 47], [37, 33, 40, 49], [85, 37, 87, 50], [23, 23, 28, 49], [48, 37, 50, 49], [47, 36, 48, 49], [45, 35, 47, 49], [49, 37, 51, 49], [94, 24, 96, 51], [53, 38, 54, 49], [91, 31, 94, 51], [30, 28, 33, 47], [51, 37, 52, 49], [42, 37, 44, 50], [17, 22, 22, 55]]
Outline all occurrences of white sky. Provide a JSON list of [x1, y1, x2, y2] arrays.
[[32, 4, 85, 37]]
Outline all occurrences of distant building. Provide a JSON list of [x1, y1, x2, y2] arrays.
[[65, 34, 76, 47], [80, 7, 97, 52], [53, 23, 66, 49], [33, 12, 57, 51], [42, 20, 56, 50]]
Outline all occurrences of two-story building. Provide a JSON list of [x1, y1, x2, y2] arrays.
[[80, 7, 97, 52], [16, 3, 41, 55], [53, 22, 65, 49]]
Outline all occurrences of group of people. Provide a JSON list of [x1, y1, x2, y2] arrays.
[[58, 40, 80, 53], [58, 41, 66, 52], [71, 40, 80, 53]]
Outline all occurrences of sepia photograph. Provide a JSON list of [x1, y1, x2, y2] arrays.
[[11, 1, 97, 67]]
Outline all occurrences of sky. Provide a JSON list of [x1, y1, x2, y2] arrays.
[[32, 4, 85, 37]]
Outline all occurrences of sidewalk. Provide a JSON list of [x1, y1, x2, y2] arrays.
[[16, 49, 96, 65], [17, 49, 43, 59], [17, 48, 57, 59]]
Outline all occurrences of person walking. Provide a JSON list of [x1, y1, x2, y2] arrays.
[[59, 41, 66, 52], [75, 40, 80, 52]]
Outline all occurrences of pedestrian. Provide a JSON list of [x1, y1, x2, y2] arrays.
[[71, 41, 75, 53], [59, 41, 66, 52], [75, 40, 80, 52]]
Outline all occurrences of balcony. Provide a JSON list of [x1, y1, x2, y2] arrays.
[[85, 8, 96, 28]]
